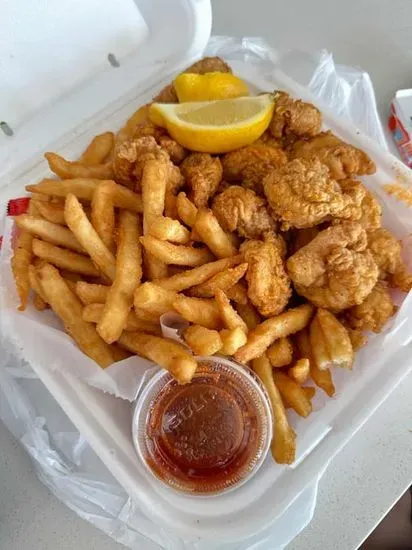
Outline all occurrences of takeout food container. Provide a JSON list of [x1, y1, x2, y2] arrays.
[[2, 1, 412, 548]]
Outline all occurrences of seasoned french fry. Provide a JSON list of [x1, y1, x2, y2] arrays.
[[45, 152, 113, 180], [215, 289, 248, 332], [173, 296, 221, 329], [32, 239, 100, 277], [28, 264, 48, 304], [189, 263, 248, 298], [37, 264, 115, 367], [235, 301, 261, 330], [26, 179, 142, 212], [315, 309, 354, 370], [295, 328, 335, 397], [140, 235, 214, 267], [75, 282, 109, 304], [176, 192, 198, 227], [267, 337, 293, 368], [83, 304, 160, 334], [219, 327, 247, 355], [15, 215, 85, 253], [116, 104, 150, 144], [194, 208, 237, 258], [118, 331, 197, 384], [183, 325, 222, 356], [111, 344, 133, 362], [91, 180, 116, 251], [97, 211, 142, 343], [11, 201, 38, 310], [32, 200, 66, 225], [155, 256, 243, 291], [235, 304, 314, 364], [64, 194, 116, 280], [288, 358, 310, 384], [148, 217, 190, 244], [134, 282, 178, 317], [273, 371, 312, 417], [252, 354, 296, 465], [80, 132, 114, 165], [226, 281, 248, 305], [303, 386, 316, 401], [33, 293, 48, 311]]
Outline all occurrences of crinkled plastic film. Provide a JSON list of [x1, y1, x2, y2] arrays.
[[0, 36, 405, 550]]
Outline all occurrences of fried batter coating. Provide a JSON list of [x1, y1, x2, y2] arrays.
[[113, 136, 183, 191], [222, 144, 287, 194], [180, 153, 223, 207], [367, 228, 412, 291], [345, 282, 396, 333], [339, 180, 382, 230], [158, 136, 188, 165], [212, 185, 275, 239], [269, 92, 322, 139], [287, 221, 379, 311], [241, 234, 291, 317], [263, 158, 359, 230], [292, 131, 376, 180]]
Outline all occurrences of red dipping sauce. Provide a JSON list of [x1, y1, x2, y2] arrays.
[[133, 358, 272, 495]]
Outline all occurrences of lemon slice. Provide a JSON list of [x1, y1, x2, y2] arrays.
[[149, 94, 275, 154], [174, 72, 249, 102]]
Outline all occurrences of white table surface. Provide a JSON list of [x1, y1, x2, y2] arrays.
[[2, 0, 412, 549]]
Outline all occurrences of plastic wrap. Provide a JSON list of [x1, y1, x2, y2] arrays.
[[0, 36, 404, 550]]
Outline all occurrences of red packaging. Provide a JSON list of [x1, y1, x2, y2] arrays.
[[389, 89, 412, 168]]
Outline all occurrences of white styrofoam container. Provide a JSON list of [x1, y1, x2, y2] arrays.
[[2, 0, 412, 547]]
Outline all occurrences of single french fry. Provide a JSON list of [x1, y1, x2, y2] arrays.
[[80, 132, 114, 165], [26, 179, 142, 212], [226, 281, 248, 305], [140, 235, 214, 267], [316, 309, 354, 370], [83, 304, 160, 334], [252, 354, 296, 465], [194, 208, 237, 258], [267, 337, 293, 368], [235, 301, 261, 330], [235, 304, 314, 364], [173, 296, 221, 330], [219, 327, 247, 355], [134, 307, 161, 324], [32, 200, 66, 225], [97, 211, 142, 343], [148, 217, 190, 244], [116, 104, 151, 144], [33, 293, 48, 310], [155, 255, 243, 291], [111, 344, 133, 362], [189, 263, 248, 298], [134, 282, 178, 317], [75, 282, 109, 304], [176, 192, 198, 227], [273, 371, 312, 417], [295, 328, 335, 397], [183, 325, 222, 356], [118, 331, 197, 384], [37, 263, 115, 367], [164, 190, 179, 220], [215, 289, 248, 332], [288, 358, 310, 384], [32, 239, 100, 277], [64, 194, 116, 280], [45, 152, 113, 180], [15, 215, 85, 253], [28, 264, 48, 304], [303, 386, 316, 400], [91, 180, 117, 251]]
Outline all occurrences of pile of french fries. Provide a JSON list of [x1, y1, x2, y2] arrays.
[[11, 117, 357, 466]]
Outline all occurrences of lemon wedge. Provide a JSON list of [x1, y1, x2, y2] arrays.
[[173, 72, 249, 102], [149, 94, 275, 153]]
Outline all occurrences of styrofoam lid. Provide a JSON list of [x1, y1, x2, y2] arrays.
[[0, 0, 212, 178]]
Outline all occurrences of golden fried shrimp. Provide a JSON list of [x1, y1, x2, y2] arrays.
[[292, 131, 376, 180], [241, 234, 291, 317], [269, 92, 322, 139], [158, 136, 188, 165], [263, 158, 357, 230], [222, 144, 288, 194], [367, 228, 412, 291], [287, 221, 379, 311], [180, 153, 223, 207], [337, 180, 382, 230], [212, 185, 275, 239], [345, 282, 396, 333]]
